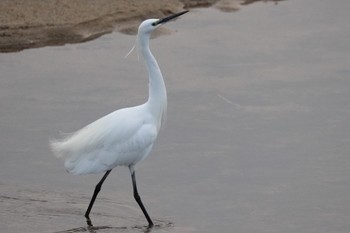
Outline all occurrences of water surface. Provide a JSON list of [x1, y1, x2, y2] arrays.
[[1, 1, 350, 232]]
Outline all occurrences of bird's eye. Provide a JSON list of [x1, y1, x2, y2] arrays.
[[152, 22, 157, 26]]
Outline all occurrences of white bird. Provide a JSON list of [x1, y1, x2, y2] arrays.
[[50, 10, 189, 228]]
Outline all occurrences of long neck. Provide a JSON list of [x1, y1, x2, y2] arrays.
[[138, 34, 167, 127]]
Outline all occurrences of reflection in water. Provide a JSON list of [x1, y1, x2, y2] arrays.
[[53, 221, 172, 233], [54, 226, 123, 233], [0, 188, 173, 233]]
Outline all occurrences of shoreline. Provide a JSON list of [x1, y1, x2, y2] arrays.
[[0, 0, 283, 52]]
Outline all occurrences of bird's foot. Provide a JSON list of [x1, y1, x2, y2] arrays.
[[85, 217, 93, 227]]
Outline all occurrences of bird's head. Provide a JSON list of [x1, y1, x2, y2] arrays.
[[138, 10, 189, 35]]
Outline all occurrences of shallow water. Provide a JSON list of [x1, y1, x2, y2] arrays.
[[1, 0, 350, 232]]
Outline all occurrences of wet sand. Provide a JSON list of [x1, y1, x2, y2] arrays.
[[1, 0, 350, 232], [0, 0, 282, 52]]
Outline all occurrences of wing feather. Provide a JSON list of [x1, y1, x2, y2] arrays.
[[50, 105, 158, 175]]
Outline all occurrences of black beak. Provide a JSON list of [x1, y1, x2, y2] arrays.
[[153, 10, 189, 26]]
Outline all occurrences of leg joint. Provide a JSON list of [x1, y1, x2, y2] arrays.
[[95, 183, 102, 193], [134, 192, 141, 202]]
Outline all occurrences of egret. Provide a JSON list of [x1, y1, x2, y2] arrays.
[[50, 10, 189, 228]]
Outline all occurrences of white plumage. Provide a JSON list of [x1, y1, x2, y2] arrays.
[[50, 19, 168, 175], [51, 104, 158, 175], [50, 11, 188, 227]]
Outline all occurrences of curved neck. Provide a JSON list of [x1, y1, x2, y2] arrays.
[[138, 34, 167, 127]]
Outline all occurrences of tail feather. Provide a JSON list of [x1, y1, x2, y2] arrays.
[[50, 135, 73, 159], [49, 121, 111, 174]]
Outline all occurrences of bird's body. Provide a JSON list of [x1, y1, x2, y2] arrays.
[[51, 11, 188, 228], [51, 104, 159, 175], [51, 19, 167, 175]]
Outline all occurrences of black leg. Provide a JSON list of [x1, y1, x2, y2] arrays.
[[85, 169, 112, 226], [130, 168, 154, 227]]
